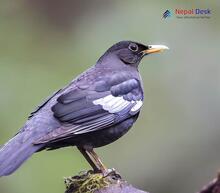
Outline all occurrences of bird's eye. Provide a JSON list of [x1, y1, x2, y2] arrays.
[[128, 43, 138, 52]]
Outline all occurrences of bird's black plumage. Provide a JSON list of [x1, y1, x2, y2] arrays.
[[0, 40, 168, 176], [36, 72, 143, 147]]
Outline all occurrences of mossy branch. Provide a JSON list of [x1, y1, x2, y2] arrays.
[[64, 170, 220, 193], [64, 170, 149, 193]]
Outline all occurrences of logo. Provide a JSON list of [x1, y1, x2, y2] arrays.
[[163, 8, 211, 19], [162, 10, 172, 19]]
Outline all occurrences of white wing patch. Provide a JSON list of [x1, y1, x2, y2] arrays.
[[131, 100, 143, 112], [93, 95, 143, 114]]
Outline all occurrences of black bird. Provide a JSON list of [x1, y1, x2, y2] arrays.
[[0, 41, 168, 176]]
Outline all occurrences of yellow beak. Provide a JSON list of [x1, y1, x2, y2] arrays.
[[142, 45, 169, 54]]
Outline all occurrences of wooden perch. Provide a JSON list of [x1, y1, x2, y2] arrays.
[[64, 170, 220, 193], [64, 170, 149, 193]]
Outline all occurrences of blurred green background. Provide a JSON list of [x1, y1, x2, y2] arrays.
[[0, 0, 219, 193]]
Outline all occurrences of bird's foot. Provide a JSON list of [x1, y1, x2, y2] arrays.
[[103, 168, 121, 180], [91, 167, 121, 179]]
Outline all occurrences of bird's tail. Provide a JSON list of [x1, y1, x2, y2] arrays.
[[0, 128, 43, 177]]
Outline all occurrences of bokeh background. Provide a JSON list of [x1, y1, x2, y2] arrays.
[[0, 0, 219, 193]]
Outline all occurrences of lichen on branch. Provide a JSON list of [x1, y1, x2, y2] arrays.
[[64, 170, 149, 193]]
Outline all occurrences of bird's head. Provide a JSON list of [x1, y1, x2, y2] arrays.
[[97, 41, 169, 68]]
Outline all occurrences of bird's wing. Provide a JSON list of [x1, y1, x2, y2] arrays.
[[36, 74, 143, 144], [28, 89, 62, 120]]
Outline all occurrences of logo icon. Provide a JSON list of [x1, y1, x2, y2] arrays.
[[163, 10, 172, 18]]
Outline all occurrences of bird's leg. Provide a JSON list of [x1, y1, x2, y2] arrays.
[[77, 147, 108, 175], [77, 147, 100, 173], [88, 149, 108, 175], [88, 149, 121, 178]]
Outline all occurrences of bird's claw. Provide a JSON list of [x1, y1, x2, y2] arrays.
[[103, 168, 121, 180]]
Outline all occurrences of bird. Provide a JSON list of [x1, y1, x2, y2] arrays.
[[0, 41, 168, 177]]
